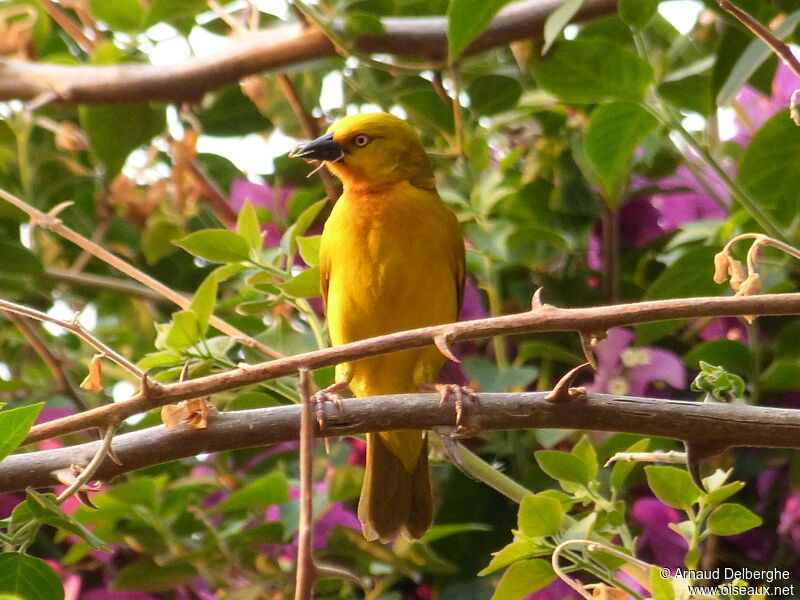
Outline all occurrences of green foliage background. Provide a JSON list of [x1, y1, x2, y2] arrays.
[[0, 0, 799, 598]]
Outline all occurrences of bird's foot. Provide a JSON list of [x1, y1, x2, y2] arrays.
[[422, 383, 479, 427], [311, 381, 348, 430]]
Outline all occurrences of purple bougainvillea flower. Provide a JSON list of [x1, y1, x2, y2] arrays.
[[229, 178, 293, 247], [734, 62, 800, 146], [697, 317, 749, 344], [778, 494, 800, 554], [81, 591, 159, 600], [525, 577, 577, 599], [264, 482, 361, 559], [631, 497, 688, 571], [459, 278, 489, 322], [587, 328, 686, 397], [347, 438, 367, 467], [588, 164, 726, 271]]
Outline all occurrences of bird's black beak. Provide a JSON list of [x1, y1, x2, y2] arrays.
[[289, 133, 344, 161]]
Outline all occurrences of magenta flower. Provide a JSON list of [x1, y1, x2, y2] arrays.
[[632, 497, 688, 571], [525, 577, 576, 599], [734, 62, 800, 146], [587, 328, 685, 397], [778, 493, 800, 554], [264, 482, 361, 559], [588, 164, 726, 271], [229, 178, 293, 247]]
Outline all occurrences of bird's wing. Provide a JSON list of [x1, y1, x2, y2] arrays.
[[319, 232, 330, 314]]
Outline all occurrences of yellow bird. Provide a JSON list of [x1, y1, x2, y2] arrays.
[[292, 113, 465, 542]]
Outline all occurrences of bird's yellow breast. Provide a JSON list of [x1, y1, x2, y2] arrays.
[[320, 181, 462, 397]]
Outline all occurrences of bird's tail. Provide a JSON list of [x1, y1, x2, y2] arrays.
[[358, 431, 433, 543]]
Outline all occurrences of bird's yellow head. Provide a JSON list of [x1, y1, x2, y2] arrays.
[[291, 113, 435, 190]]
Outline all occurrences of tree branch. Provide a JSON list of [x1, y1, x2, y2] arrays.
[[0, 0, 617, 104], [22, 291, 800, 444], [6, 391, 800, 494]]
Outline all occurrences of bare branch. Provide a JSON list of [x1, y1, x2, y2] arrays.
[[0, 188, 282, 359], [0, 297, 144, 379], [23, 291, 800, 444], [0, 0, 617, 104], [8, 391, 800, 494]]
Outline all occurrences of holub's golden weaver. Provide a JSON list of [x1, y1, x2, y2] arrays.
[[292, 113, 466, 542]]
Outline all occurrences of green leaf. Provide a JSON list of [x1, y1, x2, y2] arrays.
[[583, 101, 658, 202], [535, 450, 591, 485], [176, 229, 252, 263], [571, 436, 598, 480], [650, 564, 676, 600], [691, 362, 746, 401], [761, 360, 800, 392], [344, 12, 385, 38], [704, 481, 745, 508], [79, 102, 165, 179], [717, 10, 800, 105], [518, 495, 563, 538], [738, 112, 800, 227], [462, 357, 537, 392], [0, 403, 43, 463], [610, 437, 650, 489], [645, 246, 723, 300], [328, 465, 363, 502], [618, 0, 658, 29], [542, 0, 585, 54], [0, 242, 42, 274], [396, 85, 455, 136], [163, 309, 202, 350], [280, 199, 327, 258], [706, 503, 762, 535], [532, 39, 653, 103], [644, 466, 702, 510], [216, 470, 289, 512], [490, 558, 555, 600], [237, 200, 263, 250], [297, 235, 321, 267], [277, 266, 321, 299], [684, 340, 751, 377], [467, 75, 522, 116], [25, 490, 108, 550], [90, 0, 145, 32], [114, 561, 196, 592], [0, 554, 63, 600], [190, 275, 218, 335], [196, 85, 272, 137], [420, 522, 493, 543], [478, 539, 547, 576], [447, 0, 512, 63]]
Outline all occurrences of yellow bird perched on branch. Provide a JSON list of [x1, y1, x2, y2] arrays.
[[292, 112, 467, 542]]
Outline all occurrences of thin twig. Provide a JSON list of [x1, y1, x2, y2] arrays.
[[38, 0, 95, 53], [275, 74, 338, 201], [1, 310, 87, 411], [551, 539, 651, 600], [0, 188, 282, 359], [22, 290, 800, 444], [187, 160, 239, 228], [294, 368, 316, 600], [717, 0, 800, 79], [55, 422, 118, 503], [0, 298, 144, 379], [42, 267, 171, 303]]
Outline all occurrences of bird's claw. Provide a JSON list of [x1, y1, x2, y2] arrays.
[[431, 384, 479, 427], [311, 389, 345, 430]]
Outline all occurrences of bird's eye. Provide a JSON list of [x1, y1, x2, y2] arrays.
[[353, 134, 371, 147]]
